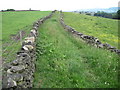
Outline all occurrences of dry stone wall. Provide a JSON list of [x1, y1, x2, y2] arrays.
[[60, 11, 120, 55], [2, 10, 56, 89]]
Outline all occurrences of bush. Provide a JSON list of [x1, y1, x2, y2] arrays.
[[117, 10, 120, 19], [6, 9, 15, 11]]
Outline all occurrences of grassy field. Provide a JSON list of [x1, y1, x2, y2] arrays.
[[2, 11, 51, 63], [2, 11, 50, 42], [63, 12, 119, 48], [33, 12, 119, 88]]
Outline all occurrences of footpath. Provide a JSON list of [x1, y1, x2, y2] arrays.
[[33, 12, 118, 88]]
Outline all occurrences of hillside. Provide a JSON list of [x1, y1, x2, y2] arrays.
[[33, 12, 119, 88], [63, 12, 119, 48], [2, 11, 119, 88]]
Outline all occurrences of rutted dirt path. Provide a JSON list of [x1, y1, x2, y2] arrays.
[[33, 12, 118, 88]]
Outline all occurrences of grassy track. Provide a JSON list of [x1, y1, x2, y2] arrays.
[[63, 12, 119, 48], [33, 12, 119, 88]]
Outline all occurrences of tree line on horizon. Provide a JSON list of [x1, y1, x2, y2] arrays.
[[79, 10, 120, 20], [1, 8, 40, 12], [93, 10, 120, 20], [1, 9, 15, 12]]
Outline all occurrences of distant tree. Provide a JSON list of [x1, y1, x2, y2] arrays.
[[94, 11, 114, 19], [1, 10, 4, 12], [94, 11, 102, 17], [29, 8, 31, 11], [6, 9, 15, 11], [86, 13, 91, 15], [117, 10, 120, 19]]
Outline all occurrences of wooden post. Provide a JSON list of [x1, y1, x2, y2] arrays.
[[20, 31, 22, 45]]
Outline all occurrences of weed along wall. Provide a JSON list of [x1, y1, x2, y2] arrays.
[[2, 11, 56, 89], [60, 11, 120, 55]]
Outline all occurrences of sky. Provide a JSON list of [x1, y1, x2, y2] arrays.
[[0, 0, 120, 11]]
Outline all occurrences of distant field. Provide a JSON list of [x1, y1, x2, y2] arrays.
[[2, 11, 50, 63], [63, 12, 119, 48], [2, 11, 51, 42]]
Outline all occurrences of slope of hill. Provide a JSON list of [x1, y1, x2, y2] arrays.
[[63, 12, 119, 48], [33, 12, 119, 88], [2, 11, 119, 88]]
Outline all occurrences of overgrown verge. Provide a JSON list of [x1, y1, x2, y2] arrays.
[[60, 11, 120, 55], [2, 10, 55, 89]]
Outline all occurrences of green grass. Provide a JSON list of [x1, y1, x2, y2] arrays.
[[33, 12, 119, 88], [2, 11, 51, 63], [63, 12, 119, 48], [2, 11, 51, 42]]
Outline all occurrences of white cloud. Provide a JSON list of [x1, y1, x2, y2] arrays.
[[0, 0, 119, 11]]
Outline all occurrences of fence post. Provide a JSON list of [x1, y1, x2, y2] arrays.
[[20, 31, 22, 45]]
